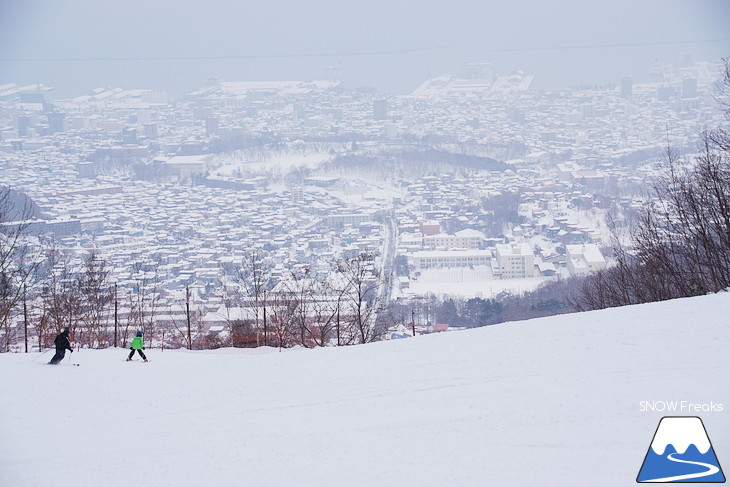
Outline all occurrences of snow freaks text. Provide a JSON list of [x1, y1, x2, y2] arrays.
[[639, 401, 724, 413]]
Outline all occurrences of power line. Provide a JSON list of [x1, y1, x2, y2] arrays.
[[0, 45, 454, 63], [492, 38, 730, 52], [0, 38, 726, 63]]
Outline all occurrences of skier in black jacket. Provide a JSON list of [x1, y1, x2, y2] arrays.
[[49, 327, 73, 364]]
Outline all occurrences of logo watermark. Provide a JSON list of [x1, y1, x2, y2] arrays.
[[637, 416, 725, 483], [639, 401, 724, 413]]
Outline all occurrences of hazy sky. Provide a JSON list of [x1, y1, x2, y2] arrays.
[[1, 0, 728, 98]]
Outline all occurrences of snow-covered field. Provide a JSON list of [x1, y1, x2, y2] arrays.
[[1, 293, 728, 486], [405, 265, 550, 298]]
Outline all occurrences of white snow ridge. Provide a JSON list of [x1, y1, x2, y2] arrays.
[[1, 292, 728, 487], [650, 417, 712, 455]]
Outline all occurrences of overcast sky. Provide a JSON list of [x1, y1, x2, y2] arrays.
[[1, 0, 728, 97]]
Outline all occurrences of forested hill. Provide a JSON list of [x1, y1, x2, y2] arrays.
[[326, 149, 509, 176]]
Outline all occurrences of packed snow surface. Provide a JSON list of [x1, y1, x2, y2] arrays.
[[1, 293, 728, 486]]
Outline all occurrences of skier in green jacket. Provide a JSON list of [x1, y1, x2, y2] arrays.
[[127, 331, 148, 362]]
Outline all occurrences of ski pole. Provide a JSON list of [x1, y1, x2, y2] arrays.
[[32, 348, 53, 363], [69, 347, 81, 366]]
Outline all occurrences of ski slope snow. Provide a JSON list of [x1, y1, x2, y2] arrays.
[[1, 292, 728, 486]]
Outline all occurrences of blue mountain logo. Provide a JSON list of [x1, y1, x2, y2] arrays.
[[637, 416, 725, 483]]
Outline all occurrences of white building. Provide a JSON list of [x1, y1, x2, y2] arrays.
[[423, 229, 485, 250], [495, 243, 535, 279], [162, 155, 208, 178], [324, 212, 375, 228], [410, 249, 492, 272], [566, 244, 607, 276]]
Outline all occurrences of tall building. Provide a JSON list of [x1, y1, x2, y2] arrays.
[[373, 99, 387, 121], [621, 75, 633, 98], [650, 60, 664, 82], [205, 117, 219, 136], [290, 185, 304, 203], [20, 92, 44, 104], [581, 103, 595, 119], [682, 78, 697, 99], [463, 62, 496, 81], [495, 243, 535, 279], [47, 112, 65, 134], [658, 86, 677, 101], [122, 126, 138, 144], [16, 115, 30, 137], [143, 123, 158, 139]]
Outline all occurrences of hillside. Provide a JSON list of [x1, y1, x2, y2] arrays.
[[1, 293, 728, 486]]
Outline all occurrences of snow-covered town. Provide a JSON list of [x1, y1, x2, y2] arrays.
[[2, 2, 729, 486], [1, 57, 725, 348]]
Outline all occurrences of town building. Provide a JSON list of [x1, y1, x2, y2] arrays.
[[410, 249, 492, 272], [566, 244, 607, 276], [495, 243, 535, 279]]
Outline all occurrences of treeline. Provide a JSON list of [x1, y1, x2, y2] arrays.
[[0, 221, 391, 352], [324, 148, 508, 180], [0, 236, 167, 352], [213, 252, 389, 350], [385, 278, 579, 331], [396, 149, 508, 172]]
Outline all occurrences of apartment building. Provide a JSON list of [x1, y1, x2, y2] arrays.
[[495, 243, 535, 278]]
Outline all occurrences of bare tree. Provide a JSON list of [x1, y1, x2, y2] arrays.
[[307, 275, 345, 346], [284, 268, 319, 347], [268, 287, 297, 351], [127, 261, 162, 345], [34, 303, 52, 351], [78, 250, 113, 347], [237, 250, 271, 346], [216, 272, 239, 347], [0, 187, 40, 351], [166, 287, 205, 350], [121, 290, 135, 348], [335, 253, 388, 344], [574, 60, 730, 310], [39, 246, 80, 343], [278, 267, 344, 348]]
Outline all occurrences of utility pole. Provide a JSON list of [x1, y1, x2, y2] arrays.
[[186, 286, 192, 350], [114, 283, 118, 348], [23, 284, 28, 353]]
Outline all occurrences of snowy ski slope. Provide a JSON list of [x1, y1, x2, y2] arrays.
[[1, 292, 728, 486]]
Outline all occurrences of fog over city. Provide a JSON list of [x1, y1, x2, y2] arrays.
[[1, 0, 728, 96], [2, 2, 730, 486], [1, 0, 729, 339]]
